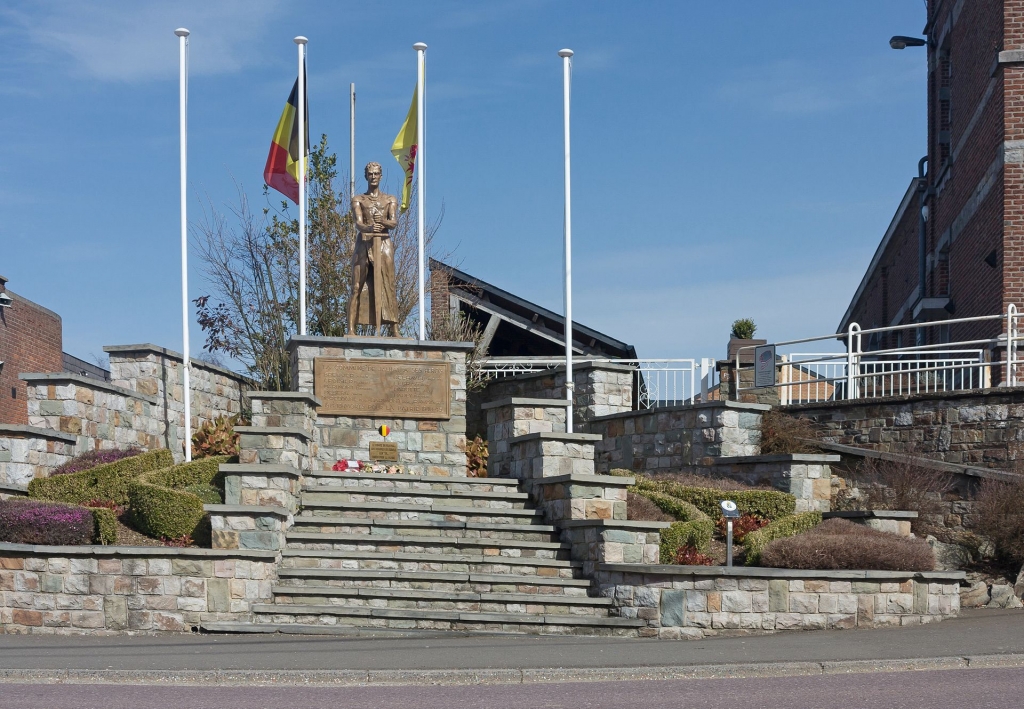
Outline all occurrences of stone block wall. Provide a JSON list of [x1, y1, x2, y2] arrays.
[[787, 388, 1024, 468], [469, 362, 634, 435], [0, 545, 276, 634], [530, 474, 631, 524], [598, 566, 964, 639], [105, 344, 249, 462], [701, 454, 838, 513], [21, 373, 160, 459], [508, 432, 600, 480], [207, 505, 291, 551], [288, 337, 471, 477], [484, 398, 568, 478], [588, 401, 767, 474], [0, 426, 76, 486], [562, 522, 663, 578]]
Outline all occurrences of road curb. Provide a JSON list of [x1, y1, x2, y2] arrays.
[[0, 654, 1023, 687]]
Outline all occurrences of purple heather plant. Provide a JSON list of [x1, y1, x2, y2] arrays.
[[50, 447, 142, 477], [0, 499, 95, 546]]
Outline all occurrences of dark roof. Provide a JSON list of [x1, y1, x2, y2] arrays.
[[431, 259, 637, 359]]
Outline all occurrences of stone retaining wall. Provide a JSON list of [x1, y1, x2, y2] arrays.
[[588, 401, 767, 473], [0, 544, 276, 635], [21, 373, 160, 458], [0, 426, 76, 486], [787, 388, 1024, 468], [598, 564, 964, 639], [288, 337, 471, 476], [105, 344, 249, 462]]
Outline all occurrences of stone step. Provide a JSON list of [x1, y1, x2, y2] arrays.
[[276, 567, 593, 591], [288, 521, 559, 544], [279, 552, 578, 578], [290, 514, 558, 538], [304, 480, 530, 503], [270, 585, 612, 615], [251, 604, 647, 632], [307, 470, 521, 490], [281, 548, 578, 569], [297, 499, 544, 522], [284, 531, 564, 553], [300, 490, 528, 510]]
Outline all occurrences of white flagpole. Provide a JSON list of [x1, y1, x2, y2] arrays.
[[350, 82, 356, 201], [175, 28, 192, 462], [559, 48, 574, 433], [414, 42, 427, 341], [295, 36, 308, 336]]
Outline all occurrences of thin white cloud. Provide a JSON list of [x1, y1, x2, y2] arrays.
[[3, 0, 282, 82]]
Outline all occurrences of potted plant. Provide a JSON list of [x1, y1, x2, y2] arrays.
[[727, 318, 766, 364]]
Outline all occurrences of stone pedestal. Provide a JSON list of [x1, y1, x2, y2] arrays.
[[483, 398, 568, 478], [287, 336, 473, 476]]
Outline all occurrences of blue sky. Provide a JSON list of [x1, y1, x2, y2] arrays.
[[0, 1, 928, 366]]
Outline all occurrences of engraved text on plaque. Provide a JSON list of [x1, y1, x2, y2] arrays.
[[314, 358, 451, 419]]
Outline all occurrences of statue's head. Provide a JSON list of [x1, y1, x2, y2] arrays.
[[364, 161, 382, 187]]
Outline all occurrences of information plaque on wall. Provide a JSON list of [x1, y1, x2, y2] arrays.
[[369, 441, 399, 461], [754, 344, 777, 388], [313, 358, 451, 419]]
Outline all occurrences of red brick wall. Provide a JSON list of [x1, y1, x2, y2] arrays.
[[1004, 1, 1024, 321], [0, 282, 63, 425]]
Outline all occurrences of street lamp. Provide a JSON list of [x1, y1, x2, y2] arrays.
[[890, 35, 927, 50]]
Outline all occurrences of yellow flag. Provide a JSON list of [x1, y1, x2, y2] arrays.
[[391, 86, 418, 212]]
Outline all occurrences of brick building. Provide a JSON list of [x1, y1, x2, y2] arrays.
[[841, 0, 1023, 356], [0, 275, 63, 424]]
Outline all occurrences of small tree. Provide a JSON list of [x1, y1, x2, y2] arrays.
[[731, 318, 757, 339]]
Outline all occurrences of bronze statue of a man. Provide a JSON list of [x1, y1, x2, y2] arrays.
[[348, 161, 399, 336]]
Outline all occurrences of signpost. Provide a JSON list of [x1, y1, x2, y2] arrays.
[[754, 344, 777, 389]]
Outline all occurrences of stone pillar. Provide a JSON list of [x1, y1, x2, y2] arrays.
[[717, 359, 780, 406], [286, 336, 473, 476], [483, 397, 568, 478], [507, 431, 601, 480]]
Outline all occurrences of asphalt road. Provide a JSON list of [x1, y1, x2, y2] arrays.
[[0, 609, 1021, 673], [1, 668, 1021, 709]]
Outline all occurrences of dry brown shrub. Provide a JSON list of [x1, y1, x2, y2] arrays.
[[973, 476, 1024, 564], [758, 410, 818, 455], [760, 518, 935, 571], [854, 453, 952, 533], [647, 472, 772, 492], [627, 492, 674, 522]]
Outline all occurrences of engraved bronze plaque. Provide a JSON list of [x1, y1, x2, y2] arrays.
[[369, 441, 399, 461], [314, 358, 451, 419]]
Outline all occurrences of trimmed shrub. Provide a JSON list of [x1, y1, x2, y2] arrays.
[[183, 484, 224, 505], [626, 492, 674, 522], [716, 513, 768, 543], [127, 456, 230, 540], [744, 511, 823, 565], [50, 447, 142, 477], [0, 499, 95, 546], [637, 490, 707, 522], [660, 519, 715, 562], [644, 478, 795, 521], [89, 507, 119, 545], [28, 449, 174, 506], [759, 518, 935, 571], [674, 544, 715, 566]]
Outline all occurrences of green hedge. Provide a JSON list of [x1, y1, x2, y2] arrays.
[[744, 511, 823, 565], [28, 449, 173, 506], [89, 507, 118, 545], [127, 456, 230, 540], [616, 470, 796, 521], [636, 490, 707, 522], [646, 479, 795, 521], [660, 519, 715, 562]]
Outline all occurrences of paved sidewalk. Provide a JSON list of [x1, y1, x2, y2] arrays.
[[0, 609, 1023, 686]]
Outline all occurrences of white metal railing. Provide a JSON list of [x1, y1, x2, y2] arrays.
[[477, 358, 719, 409], [737, 305, 1023, 405]]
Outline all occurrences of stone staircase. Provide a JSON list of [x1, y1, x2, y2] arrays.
[[248, 469, 646, 635]]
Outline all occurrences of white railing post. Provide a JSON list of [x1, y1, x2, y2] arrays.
[[1009, 303, 1019, 388], [846, 323, 860, 400], [700, 358, 712, 402]]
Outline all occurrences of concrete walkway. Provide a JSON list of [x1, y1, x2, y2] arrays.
[[1, 609, 1023, 686]]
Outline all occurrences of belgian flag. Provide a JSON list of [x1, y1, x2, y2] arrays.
[[263, 71, 309, 204]]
